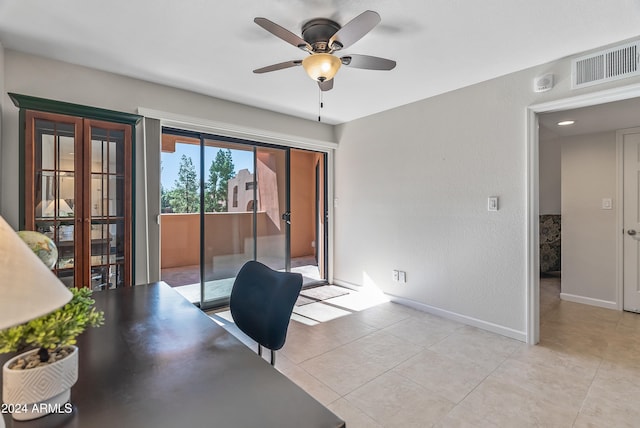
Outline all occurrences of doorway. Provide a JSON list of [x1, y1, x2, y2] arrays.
[[529, 90, 640, 344], [290, 148, 328, 287], [159, 128, 328, 308]]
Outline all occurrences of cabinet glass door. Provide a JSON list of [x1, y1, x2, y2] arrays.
[[28, 112, 82, 288], [86, 121, 131, 289], [25, 112, 132, 289]]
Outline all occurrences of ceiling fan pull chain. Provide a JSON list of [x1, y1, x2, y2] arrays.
[[318, 87, 323, 122]]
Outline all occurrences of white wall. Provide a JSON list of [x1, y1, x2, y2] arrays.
[[334, 38, 640, 339], [539, 138, 562, 215], [561, 132, 618, 306], [1, 49, 335, 284]]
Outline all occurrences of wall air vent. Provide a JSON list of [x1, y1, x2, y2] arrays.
[[572, 41, 640, 89]]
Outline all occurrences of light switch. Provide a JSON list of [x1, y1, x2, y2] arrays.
[[602, 198, 612, 210], [488, 196, 499, 212]]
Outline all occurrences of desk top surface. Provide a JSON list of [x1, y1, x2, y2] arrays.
[[1, 282, 345, 428]]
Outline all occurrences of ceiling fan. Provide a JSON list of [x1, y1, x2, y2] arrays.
[[253, 10, 396, 91]]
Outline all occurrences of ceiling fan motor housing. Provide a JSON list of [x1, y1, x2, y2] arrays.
[[301, 18, 341, 52]]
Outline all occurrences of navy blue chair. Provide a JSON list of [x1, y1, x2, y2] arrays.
[[230, 261, 303, 366]]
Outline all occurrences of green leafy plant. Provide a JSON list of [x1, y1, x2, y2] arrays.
[[0, 287, 104, 363]]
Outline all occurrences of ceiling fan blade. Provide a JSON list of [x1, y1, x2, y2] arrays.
[[254, 17, 312, 51], [329, 10, 381, 50], [253, 60, 302, 74], [341, 54, 396, 70], [318, 79, 334, 91]]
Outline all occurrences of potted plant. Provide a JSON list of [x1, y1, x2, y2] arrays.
[[0, 287, 104, 420]]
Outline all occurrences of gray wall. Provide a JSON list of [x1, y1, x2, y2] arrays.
[[334, 38, 640, 338], [561, 132, 618, 305]]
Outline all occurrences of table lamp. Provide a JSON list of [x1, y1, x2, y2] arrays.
[[0, 216, 73, 427]]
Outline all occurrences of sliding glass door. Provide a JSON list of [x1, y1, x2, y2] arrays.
[[200, 141, 289, 307], [254, 146, 289, 273], [160, 128, 299, 309]]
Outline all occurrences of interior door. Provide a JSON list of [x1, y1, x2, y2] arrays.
[[623, 127, 640, 312]]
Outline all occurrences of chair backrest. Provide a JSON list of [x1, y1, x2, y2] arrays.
[[230, 261, 303, 351]]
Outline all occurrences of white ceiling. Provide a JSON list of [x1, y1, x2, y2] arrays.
[[539, 97, 640, 141], [1, 0, 640, 125]]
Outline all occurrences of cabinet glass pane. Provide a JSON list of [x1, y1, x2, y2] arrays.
[[91, 265, 118, 291], [90, 224, 112, 265], [39, 128, 55, 170], [90, 174, 102, 216], [35, 171, 55, 218], [109, 176, 124, 217], [58, 136, 75, 173], [55, 222, 76, 287], [91, 138, 103, 174], [110, 131, 124, 174]]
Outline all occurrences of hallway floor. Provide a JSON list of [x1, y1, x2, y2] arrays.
[[212, 276, 640, 427]]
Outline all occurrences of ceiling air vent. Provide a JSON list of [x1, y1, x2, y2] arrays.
[[572, 40, 640, 89]]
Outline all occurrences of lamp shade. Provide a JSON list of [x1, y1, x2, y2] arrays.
[[301, 53, 341, 82], [0, 216, 72, 330], [42, 199, 73, 217]]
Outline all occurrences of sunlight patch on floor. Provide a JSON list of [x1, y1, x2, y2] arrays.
[[293, 302, 352, 322]]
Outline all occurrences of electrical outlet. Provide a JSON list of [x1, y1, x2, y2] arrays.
[[392, 270, 399, 282]]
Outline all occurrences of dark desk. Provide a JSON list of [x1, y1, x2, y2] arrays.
[[1, 282, 345, 428]]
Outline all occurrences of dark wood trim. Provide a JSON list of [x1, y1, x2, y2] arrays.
[[81, 120, 91, 287], [24, 111, 36, 230], [9, 93, 142, 126]]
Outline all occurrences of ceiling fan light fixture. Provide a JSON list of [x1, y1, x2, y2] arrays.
[[302, 53, 341, 82]]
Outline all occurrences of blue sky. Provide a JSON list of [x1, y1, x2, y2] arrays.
[[161, 144, 254, 190]]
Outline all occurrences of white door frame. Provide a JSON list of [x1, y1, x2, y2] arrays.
[[526, 82, 640, 344], [618, 127, 640, 312]]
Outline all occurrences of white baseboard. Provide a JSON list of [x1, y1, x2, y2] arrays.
[[332, 279, 527, 342], [559, 293, 618, 310]]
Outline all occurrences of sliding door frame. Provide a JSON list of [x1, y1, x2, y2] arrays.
[[161, 127, 325, 309], [138, 107, 336, 292]]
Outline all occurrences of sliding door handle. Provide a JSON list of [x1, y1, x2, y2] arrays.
[[281, 211, 291, 225]]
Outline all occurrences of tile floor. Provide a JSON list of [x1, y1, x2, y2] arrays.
[[211, 275, 640, 427]]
